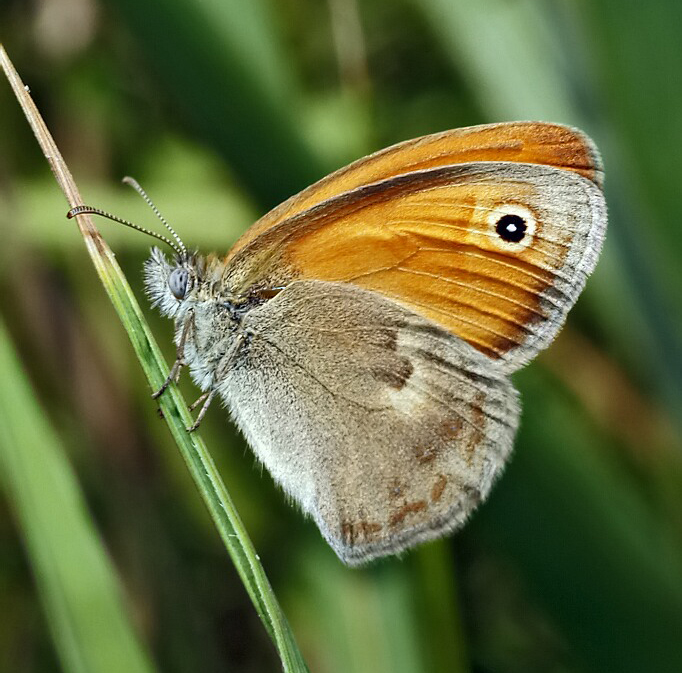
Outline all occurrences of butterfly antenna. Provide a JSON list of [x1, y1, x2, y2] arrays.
[[122, 177, 187, 258], [66, 205, 184, 257]]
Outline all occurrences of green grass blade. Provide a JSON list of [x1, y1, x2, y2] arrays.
[[412, 543, 470, 673], [0, 317, 158, 673], [0, 44, 308, 673]]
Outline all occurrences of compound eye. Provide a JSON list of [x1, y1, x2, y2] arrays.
[[169, 268, 189, 300]]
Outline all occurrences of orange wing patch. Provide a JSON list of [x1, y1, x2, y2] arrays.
[[271, 166, 583, 359]]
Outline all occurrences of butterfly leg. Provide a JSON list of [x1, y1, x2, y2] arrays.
[[189, 392, 209, 411], [187, 389, 217, 432], [152, 312, 194, 399], [186, 332, 246, 432], [152, 358, 185, 399]]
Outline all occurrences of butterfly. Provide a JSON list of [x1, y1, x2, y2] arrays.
[[72, 121, 606, 565]]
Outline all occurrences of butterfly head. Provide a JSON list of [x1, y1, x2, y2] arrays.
[[144, 247, 202, 319]]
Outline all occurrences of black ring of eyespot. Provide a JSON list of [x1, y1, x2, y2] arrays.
[[495, 213, 527, 243]]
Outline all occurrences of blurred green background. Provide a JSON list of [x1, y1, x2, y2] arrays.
[[1, 1, 682, 672]]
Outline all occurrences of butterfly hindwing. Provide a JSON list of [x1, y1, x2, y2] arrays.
[[218, 280, 519, 564]]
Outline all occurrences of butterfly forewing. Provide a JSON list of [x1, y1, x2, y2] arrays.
[[225, 122, 603, 264], [225, 160, 606, 373]]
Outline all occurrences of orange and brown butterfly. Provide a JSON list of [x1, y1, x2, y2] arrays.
[[72, 121, 606, 564]]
